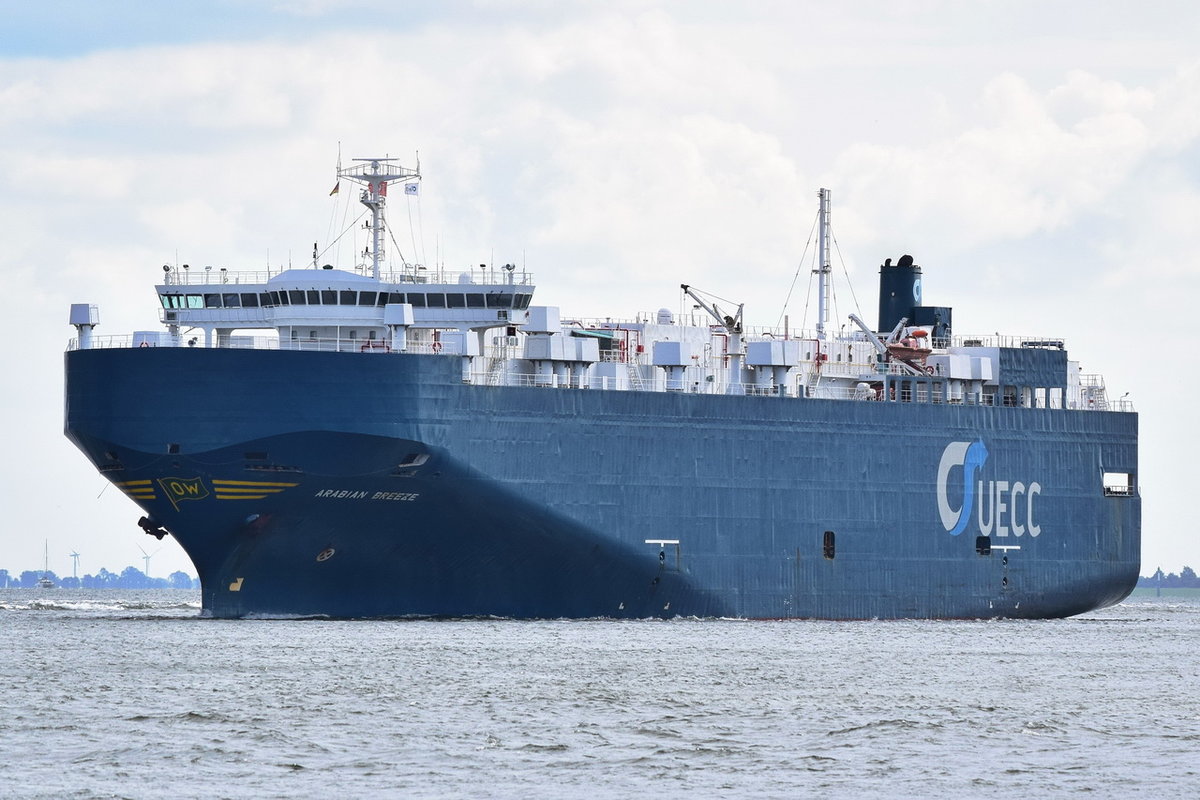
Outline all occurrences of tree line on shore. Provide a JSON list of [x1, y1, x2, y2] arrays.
[[0, 566, 198, 590], [4, 565, 1196, 591], [1136, 567, 1199, 588]]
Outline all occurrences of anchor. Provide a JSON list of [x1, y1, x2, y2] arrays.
[[137, 515, 169, 541]]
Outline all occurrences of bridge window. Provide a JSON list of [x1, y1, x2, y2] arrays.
[[223, 293, 241, 308], [487, 292, 513, 308], [339, 290, 357, 305], [307, 290, 320, 304], [204, 293, 221, 308], [466, 293, 485, 308], [426, 293, 445, 308], [259, 292, 271, 307], [407, 293, 426, 308], [446, 293, 466, 308], [359, 291, 377, 305], [240, 293, 259, 307], [321, 289, 337, 304], [376, 293, 390, 307], [515, 293, 532, 310], [288, 290, 306, 305]]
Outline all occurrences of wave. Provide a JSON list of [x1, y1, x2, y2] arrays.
[[0, 591, 202, 615]]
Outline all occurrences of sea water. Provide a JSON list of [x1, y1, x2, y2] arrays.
[[1, 591, 1197, 799]]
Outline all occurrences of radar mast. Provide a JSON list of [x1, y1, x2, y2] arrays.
[[337, 156, 421, 279]]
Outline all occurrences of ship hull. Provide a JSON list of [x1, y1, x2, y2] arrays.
[[65, 348, 1140, 619]]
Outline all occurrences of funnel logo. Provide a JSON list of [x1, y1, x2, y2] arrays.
[[937, 440, 1041, 538]]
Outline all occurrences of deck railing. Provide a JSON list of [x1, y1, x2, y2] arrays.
[[160, 266, 534, 287], [67, 335, 1133, 412]]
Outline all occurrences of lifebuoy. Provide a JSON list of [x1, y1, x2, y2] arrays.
[[139, 341, 149, 348], [431, 341, 442, 354]]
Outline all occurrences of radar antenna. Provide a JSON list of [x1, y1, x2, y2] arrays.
[[337, 156, 421, 279]]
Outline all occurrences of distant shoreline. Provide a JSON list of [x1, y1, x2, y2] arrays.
[[1128, 587, 1200, 598]]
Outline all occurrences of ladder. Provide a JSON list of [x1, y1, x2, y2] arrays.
[[626, 356, 644, 391], [804, 364, 821, 398], [483, 355, 507, 386]]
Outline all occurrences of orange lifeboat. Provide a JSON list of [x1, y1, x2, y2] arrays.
[[886, 329, 932, 365]]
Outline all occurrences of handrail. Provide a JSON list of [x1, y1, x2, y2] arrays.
[[66, 335, 1133, 412], [161, 266, 535, 288]]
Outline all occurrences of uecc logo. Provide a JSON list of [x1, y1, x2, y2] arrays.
[[936, 440, 1041, 538]]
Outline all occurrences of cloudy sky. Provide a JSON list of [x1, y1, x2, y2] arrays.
[[2, 0, 1197, 581]]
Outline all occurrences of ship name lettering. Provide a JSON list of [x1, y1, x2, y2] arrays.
[[312, 489, 419, 501], [371, 491, 419, 502]]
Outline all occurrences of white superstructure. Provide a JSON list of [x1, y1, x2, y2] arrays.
[[69, 164, 1131, 414]]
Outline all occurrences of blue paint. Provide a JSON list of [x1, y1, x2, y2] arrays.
[[64, 347, 1140, 620], [949, 439, 989, 537]]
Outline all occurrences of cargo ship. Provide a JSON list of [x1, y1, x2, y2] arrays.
[[64, 156, 1140, 619]]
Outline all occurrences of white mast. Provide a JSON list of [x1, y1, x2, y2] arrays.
[[338, 156, 421, 279], [815, 188, 831, 341]]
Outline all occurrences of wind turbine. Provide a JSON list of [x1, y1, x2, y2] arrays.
[[69, 551, 80, 582], [137, 544, 162, 578]]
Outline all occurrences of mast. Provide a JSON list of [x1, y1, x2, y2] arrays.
[[815, 188, 831, 341], [337, 157, 421, 279]]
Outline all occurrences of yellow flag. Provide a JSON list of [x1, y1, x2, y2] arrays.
[[157, 476, 210, 511]]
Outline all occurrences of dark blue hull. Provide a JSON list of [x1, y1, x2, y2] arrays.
[[64, 348, 1140, 619]]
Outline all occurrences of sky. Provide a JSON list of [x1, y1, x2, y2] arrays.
[[1, 0, 1197, 580]]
